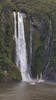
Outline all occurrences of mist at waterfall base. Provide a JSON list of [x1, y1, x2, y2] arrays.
[[13, 11, 45, 83]]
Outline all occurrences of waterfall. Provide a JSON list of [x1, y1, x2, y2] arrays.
[[42, 19, 52, 79], [29, 19, 33, 67], [13, 12, 31, 82], [13, 11, 18, 67]]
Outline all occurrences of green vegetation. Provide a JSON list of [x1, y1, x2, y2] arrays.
[[0, 0, 56, 80], [0, 1, 21, 82], [0, 56, 21, 82]]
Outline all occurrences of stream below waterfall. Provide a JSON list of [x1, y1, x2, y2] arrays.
[[0, 82, 56, 100]]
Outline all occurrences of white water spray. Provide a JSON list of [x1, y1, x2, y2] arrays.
[[13, 12, 31, 82]]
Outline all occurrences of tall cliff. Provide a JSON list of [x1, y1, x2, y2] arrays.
[[0, 0, 56, 81]]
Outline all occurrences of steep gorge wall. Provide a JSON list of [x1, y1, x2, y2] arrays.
[[0, 0, 56, 81]]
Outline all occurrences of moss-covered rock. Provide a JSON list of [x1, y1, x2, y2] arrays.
[[8, 66, 22, 81], [0, 0, 56, 80], [0, 56, 21, 82]]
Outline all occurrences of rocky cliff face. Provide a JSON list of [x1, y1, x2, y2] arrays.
[[0, 0, 56, 81]]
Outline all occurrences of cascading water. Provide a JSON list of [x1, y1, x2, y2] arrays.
[[13, 11, 52, 84], [13, 11, 31, 82], [37, 19, 52, 82], [29, 19, 33, 67], [13, 12, 19, 67], [42, 19, 52, 79]]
